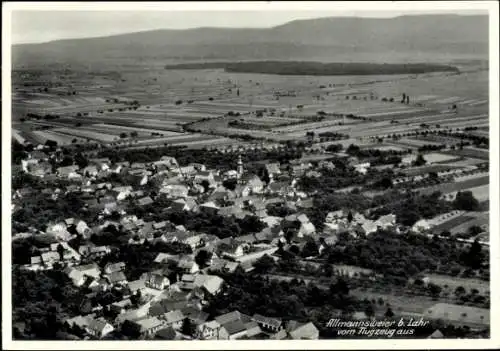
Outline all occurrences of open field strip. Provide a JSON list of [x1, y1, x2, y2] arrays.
[[438, 158, 486, 167], [126, 134, 218, 145], [423, 274, 489, 294], [51, 127, 118, 142], [468, 130, 490, 138], [349, 290, 437, 315], [359, 144, 406, 152], [441, 120, 490, 129], [271, 119, 349, 133], [432, 216, 482, 235], [32, 103, 127, 114], [399, 164, 465, 177], [131, 121, 183, 132], [403, 138, 446, 146], [168, 138, 234, 147], [423, 152, 461, 163], [412, 95, 440, 102], [449, 218, 489, 236], [32, 130, 85, 145], [359, 108, 426, 118], [21, 99, 60, 106], [468, 100, 488, 106], [433, 96, 463, 104], [415, 176, 489, 196], [408, 114, 489, 126], [12, 129, 26, 144], [92, 114, 184, 125], [90, 123, 182, 136], [458, 99, 480, 105], [444, 148, 489, 160]]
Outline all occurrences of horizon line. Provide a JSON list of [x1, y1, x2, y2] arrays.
[[12, 12, 487, 46]]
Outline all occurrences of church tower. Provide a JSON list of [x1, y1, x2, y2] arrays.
[[237, 154, 244, 181]]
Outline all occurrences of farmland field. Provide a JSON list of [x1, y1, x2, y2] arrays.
[[399, 164, 465, 177], [423, 274, 490, 295], [423, 153, 462, 164], [415, 176, 489, 196], [446, 184, 490, 203], [430, 214, 476, 234]]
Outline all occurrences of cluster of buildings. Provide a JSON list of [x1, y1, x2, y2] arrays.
[[13, 141, 490, 340], [15, 146, 331, 340]]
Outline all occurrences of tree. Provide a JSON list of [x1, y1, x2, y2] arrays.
[[331, 277, 349, 296], [364, 303, 375, 317], [200, 180, 211, 193], [130, 131, 138, 138], [222, 178, 238, 191], [455, 286, 466, 297], [453, 191, 479, 211], [385, 307, 395, 318], [253, 254, 275, 273], [301, 240, 319, 258], [57, 244, 65, 261], [119, 132, 128, 139], [461, 240, 484, 269], [468, 225, 483, 236], [195, 250, 210, 269], [323, 263, 333, 277], [413, 154, 427, 166], [45, 139, 58, 149], [181, 317, 195, 336], [428, 283, 442, 298], [347, 211, 353, 223]]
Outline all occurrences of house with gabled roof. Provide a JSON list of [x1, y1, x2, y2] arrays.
[[252, 314, 282, 332], [197, 320, 221, 340], [85, 318, 114, 338], [193, 274, 225, 295], [182, 307, 209, 327], [143, 272, 170, 290], [178, 256, 200, 274], [105, 271, 128, 286], [162, 310, 185, 330], [218, 320, 248, 340], [74, 263, 101, 279], [199, 201, 220, 215], [160, 184, 189, 199], [132, 316, 165, 337], [286, 320, 319, 339], [265, 163, 281, 179], [65, 314, 95, 331], [154, 326, 179, 340], [170, 197, 197, 212], [57, 165, 80, 178], [137, 196, 154, 206]]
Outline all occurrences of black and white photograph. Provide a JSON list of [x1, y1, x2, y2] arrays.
[[2, 1, 499, 349]]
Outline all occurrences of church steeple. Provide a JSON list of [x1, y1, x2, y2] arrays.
[[237, 154, 244, 180]]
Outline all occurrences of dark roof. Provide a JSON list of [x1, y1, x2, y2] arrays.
[[223, 320, 247, 335], [149, 302, 169, 317], [107, 271, 127, 283], [182, 307, 209, 323], [155, 327, 177, 340]]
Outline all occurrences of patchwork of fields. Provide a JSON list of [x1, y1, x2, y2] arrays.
[[12, 66, 489, 162]]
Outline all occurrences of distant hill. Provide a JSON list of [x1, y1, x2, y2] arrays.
[[12, 14, 488, 68]]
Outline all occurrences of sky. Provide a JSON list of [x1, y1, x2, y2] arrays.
[[8, 4, 489, 44]]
